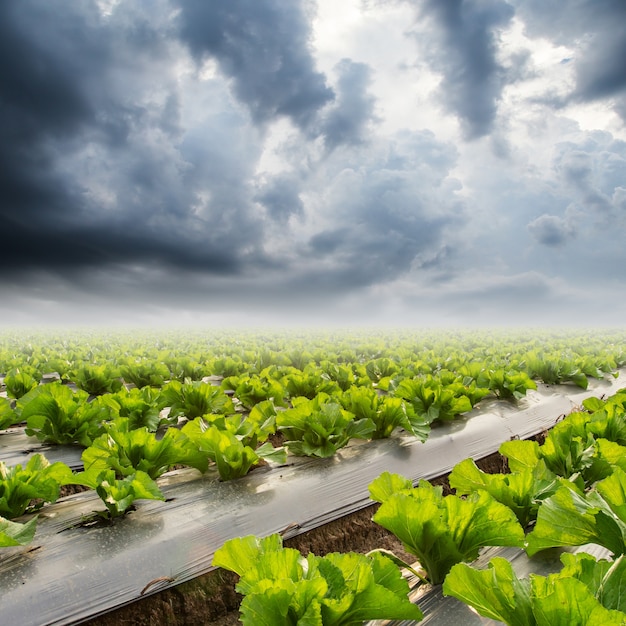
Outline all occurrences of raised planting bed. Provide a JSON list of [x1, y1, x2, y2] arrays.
[[1, 371, 624, 625]]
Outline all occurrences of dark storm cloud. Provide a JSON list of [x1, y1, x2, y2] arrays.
[[0, 1, 100, 223], [414, 0, 515, 138], [0, 0, 271, 281], [319, 59, 378, 150], [513, 0, 626, 115], [175, 0, 334, 130]]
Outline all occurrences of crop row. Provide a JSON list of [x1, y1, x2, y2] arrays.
[[214, 387, 626, 625], [2, 329, 626, 549]]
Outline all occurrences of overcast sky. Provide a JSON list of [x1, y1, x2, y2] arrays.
[[2, 0, 625, 328]]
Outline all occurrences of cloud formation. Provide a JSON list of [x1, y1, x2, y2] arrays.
[[1, 0, 625, 326]]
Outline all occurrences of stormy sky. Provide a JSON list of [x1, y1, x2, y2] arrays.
[[2, 0, 625, 327]]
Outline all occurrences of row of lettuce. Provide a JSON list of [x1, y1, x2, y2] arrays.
[[1, 329, 626, 544], [213, 388, 626, 625]]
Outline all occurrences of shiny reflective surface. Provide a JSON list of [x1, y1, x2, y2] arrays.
[[0, 372, 623, 625]]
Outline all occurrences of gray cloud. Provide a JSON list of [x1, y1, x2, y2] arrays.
[[0, 0, 273, 282], [513, 0, 626, 117], [414, 0, 516, 139], [554, 134, 626, 220], [527, 214, 576, 247], [175, 0, 334, 131], [319, 59, 378, 150], [254, 174, 305, 222], [292, 130, 464, 291]]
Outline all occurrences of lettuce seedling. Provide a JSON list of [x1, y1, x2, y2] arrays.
[[0, 454, 74, 518], [213, 533, 423, 625], [20, 383, 113, 446], [369, 472, 525, 585], [526, 467, 626, 557], [181, 419, 284, 480], [3, 369, 39, 399], [76, 468, 164, 518], [0, 397, 18, 430], [443, 553, 626, 625], [393, 377, 473, 424], [449, 457, 558, 527], [119, 358, 170, 388], [339, 386, 429, 440], [159, 380, 234, 420], [276, 393, 375, 458], [70, 363, 124, 396], [82, 420, 206, 479], [0, 515, 38, 547]]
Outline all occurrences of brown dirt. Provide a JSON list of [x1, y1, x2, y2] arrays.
[[82, 449, 509, 626]]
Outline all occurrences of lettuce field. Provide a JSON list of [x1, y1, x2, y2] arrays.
[[1, 327, 626, 624]]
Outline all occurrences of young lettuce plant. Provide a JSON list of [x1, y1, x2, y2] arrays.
[[369, 472, 525, 585], [0, 515, 38, 547], [3, 369, 39, 399], [81, 419, 206, 480], [75, 468, 165, 519], [212, 533, 423, 625], [449, 457, 559, 528], [338, 385, 430, 441], [393, 377, 473, 424], [159, 380, 235, 421], [525, 467, 626, 557], [443, 553, 626, 626], [0, 453, 74, 519], [19, 383, 113, 446], [70, 363, 124, 396], [0, 397, 18, 430], [220, 374, 286, 409], [105, 387, 165, 432], [181, 417, 286, 480], [276, 393, 375, 458]]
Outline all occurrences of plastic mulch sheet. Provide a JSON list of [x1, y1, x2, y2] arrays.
[[0, 373, 624, 625]]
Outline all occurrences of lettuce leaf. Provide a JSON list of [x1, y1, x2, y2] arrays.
[[370, 475, 525, 584], [0, 515, 38, 547], [449, 457, 558, 527]]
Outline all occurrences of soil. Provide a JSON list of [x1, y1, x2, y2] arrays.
[[80, 449, 510, 626]]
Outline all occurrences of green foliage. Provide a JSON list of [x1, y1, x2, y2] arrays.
[[70, 363, 124, 396], [119, 358, 170, 388], [181, 418, 283, 480], [105, 387, 165, 431], [160, 380, 235, 420], [393, 377, 473, 424], [525, 467, 626, 557], [443, 554, 626, 626], [82, 421, 203, 479], [4, 369, 39, 399], [524, 352, 589, 388], [449, 457, 558, 527], [0, 453, 73, 518], [0, 515, 38, 547], [338, 386, 429, 440], [369, 472, 525, 584], [484, 368, 537, 401], [281, 367, 341, 400], [75, 468, 164, 518], [20, 384, 113, 446], [0, 396, 18, 430], [221, 374, 286, 409], [212, 533, 423, 625], [277, 393, 375, 458]]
